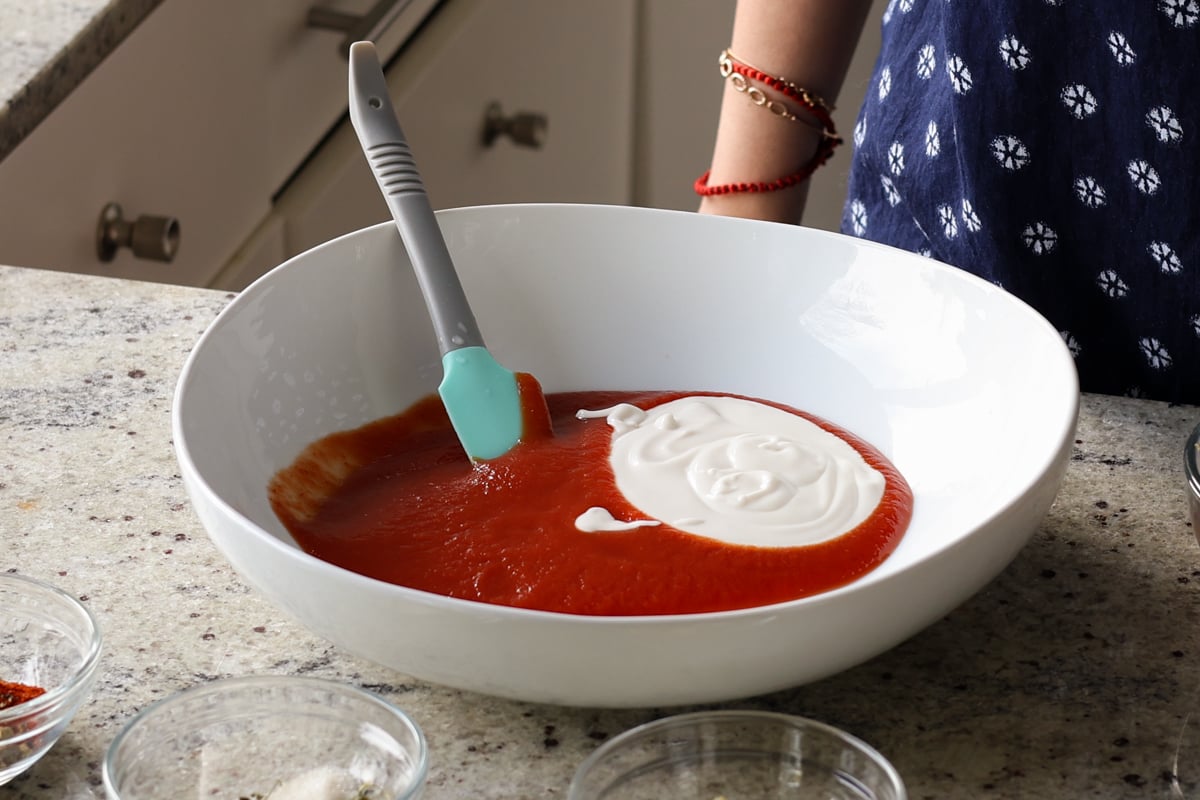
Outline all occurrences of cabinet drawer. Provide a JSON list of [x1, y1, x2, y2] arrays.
[[0, 0, 439, 287], [251, 0, 635, 271]]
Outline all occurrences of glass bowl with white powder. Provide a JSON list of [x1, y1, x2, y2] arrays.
[[102, 675, 426, 800]]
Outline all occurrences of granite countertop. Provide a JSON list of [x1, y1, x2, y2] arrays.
[[0, 0, 161, 164], [3, 262, 1200, 798]]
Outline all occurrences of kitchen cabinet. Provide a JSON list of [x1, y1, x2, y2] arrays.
[[0, 0, 879, 292], [0, 0, 439, 288], [217, 0, 637, 290]]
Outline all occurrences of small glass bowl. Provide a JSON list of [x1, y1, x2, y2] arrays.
[[0, 573, 103, 786], [103, 675, 428, 799], [568, 710, 906, 800]]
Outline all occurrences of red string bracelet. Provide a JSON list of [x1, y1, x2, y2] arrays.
[[719, 49, 839, 139], [694, 136, 839, 196], [698, 49, 843, 197]]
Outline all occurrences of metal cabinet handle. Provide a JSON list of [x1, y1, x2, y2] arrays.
[[483, 102, 548, 149], [96, 203, 180, 263], [308, 0, 417, 57]]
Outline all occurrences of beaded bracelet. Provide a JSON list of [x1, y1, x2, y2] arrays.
[[719, 49, 838, 139], [723, 66, 821, 130], [693, 135, 839, 196], [697, 49, 843, 197]]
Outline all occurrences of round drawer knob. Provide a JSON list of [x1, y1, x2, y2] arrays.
[[483, 102, 548, 149], [96, 202, 181, 263]]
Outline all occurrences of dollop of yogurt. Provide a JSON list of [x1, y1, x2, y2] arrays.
[[575, 506, 661, 532], [576, 396, 886, 548]]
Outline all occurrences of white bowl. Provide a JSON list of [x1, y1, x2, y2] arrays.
[[173, 204, 1078, 708]]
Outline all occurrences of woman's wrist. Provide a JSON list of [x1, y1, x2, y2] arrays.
[[698, 79, 826, 224], [697, 0, 871, 224], [704, 97, 827, 186]]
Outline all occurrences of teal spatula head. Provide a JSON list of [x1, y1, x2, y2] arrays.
[[348, 41, 526, 461], [439, 346, 523, 460]]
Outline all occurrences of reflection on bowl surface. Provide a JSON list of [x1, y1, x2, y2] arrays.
[[102, 675, 427, 800], [568, 710, 906, 800], [0, 573, 102, 785], [173, 203, 1079, 707]]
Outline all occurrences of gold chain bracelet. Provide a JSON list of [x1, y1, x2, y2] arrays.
[[727, 71, 815, 126], [718, 50, 836, 136]]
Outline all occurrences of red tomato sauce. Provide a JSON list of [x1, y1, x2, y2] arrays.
[[270, 383, 913, 616]]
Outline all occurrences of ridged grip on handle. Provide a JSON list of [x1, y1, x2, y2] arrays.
[[348, 41, 484, 354]]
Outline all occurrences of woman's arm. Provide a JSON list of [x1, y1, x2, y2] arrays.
[[699, 0, 874, 224]]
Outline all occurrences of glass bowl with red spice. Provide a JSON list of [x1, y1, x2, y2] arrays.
[[102, 675, 427, 800], [568, 710, 906, 800], [0, 572, 103, 785]]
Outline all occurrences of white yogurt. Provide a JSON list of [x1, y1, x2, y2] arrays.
[[576, 396, 886, 548], [575, 506, 661, 532]]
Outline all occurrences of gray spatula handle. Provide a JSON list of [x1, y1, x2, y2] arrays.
[[348, 40, 483, 355]]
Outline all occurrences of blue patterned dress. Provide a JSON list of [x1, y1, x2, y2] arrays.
[[843, 0, 1200, 402]]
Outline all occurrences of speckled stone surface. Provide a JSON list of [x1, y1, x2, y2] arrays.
[[3, 262, 1200, 798], [0, 1, 161, 164]]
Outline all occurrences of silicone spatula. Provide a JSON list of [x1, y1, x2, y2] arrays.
[[348, 40, 525, 461]]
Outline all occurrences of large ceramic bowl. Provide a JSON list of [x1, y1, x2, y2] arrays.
[[173, 204, 1078, 708]]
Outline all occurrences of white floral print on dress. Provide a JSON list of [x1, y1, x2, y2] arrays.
[[1074, 176, 1107, 208], [849, 199, 869, 236], [999, 35, 1031, 70], [1139, 337, 1172, 369], [1149, 241, 1182, 273], [1127, 160, 1161, 194], [917, 44, 937, 79], [1107, 32, 1136, 65], [946, 54, 974, 93], [1061, 84, 1099, 118], [841, 0, 1198, 401], [1061, 331, 1082, 358], [880, 175, 902, 207], [879, 67, 893, 101], [938, 204, 959, 238], [854, 117, 867, 148], [1159, 0, 1199, 27], [1097, 269, 1130, 298], [1022, 222, 1057, 254], [1146, 106, 1183, 142], [991, 135, 1030, 169], [961, 199, 981, 232]]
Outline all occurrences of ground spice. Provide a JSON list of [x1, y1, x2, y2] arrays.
[[0, 679, 46, 711]]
